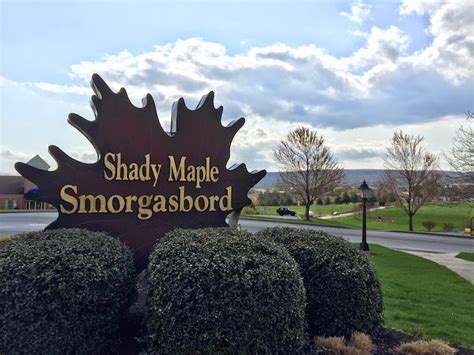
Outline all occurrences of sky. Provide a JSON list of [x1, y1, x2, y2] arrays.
[[1, 0, 473, 174]]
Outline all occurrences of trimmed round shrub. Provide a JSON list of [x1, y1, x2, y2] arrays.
[[256, 227, 383, 338], [0, 228, 136, 354], [144, 227, 308, 353]]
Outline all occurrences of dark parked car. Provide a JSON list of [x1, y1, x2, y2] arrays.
[[276, 207, 296, 216]]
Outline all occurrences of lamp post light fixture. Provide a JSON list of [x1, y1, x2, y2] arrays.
[[358, 180, 371, 252]]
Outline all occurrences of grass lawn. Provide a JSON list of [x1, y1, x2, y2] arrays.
[[255, 203, 357, 216], [456, 252, 474, 262], [0, 209, 53, 213], [0, 209, 30, 213], [370, 245, 474, 348], [247, 202, 473, 233], [326, 202, 472, 233]]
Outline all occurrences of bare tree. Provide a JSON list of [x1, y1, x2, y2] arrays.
[[274, 127, 344, 220], [384, 130, 442, 231], [445, 124, 474, 182]]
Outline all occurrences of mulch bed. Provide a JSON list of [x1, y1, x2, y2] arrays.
[[116, 276, 474, 354], [118, 324, 474, 354], [373, 328, 474, 354]]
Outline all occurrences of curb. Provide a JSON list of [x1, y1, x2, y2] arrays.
[[240, 216, 473, 240], [240, 216, 356, 230], [386, 229, 474, 240], [0, 210, 55, 214]]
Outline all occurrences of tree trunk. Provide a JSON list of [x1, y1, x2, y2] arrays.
[[409, 214, 414, 231], [305, 204, 310, 221]]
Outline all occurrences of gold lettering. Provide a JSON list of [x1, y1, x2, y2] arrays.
[[168, 195, 179, 212], [219, 186, 232, 211], [139, 154, 151, 181], [151, 163, 162, 187], [153, 195, 167, 212], [137, 195, 153, 220], [194, 195, 209, 212], [168, 156, 187, 182], [208, 195, 219, 212], [186, 165, 195, 184], [60, 177, 233, 217], [205, 157, 211, 181], [129, 163, 139, 180], [78, 194, 107, 213], [107, 195, 125, 213], [125, 195, 138, 212], [210, 166, 219, 182], [195, 166, 206, 188], [59, 185, 78, 214], [103, 153, 116, 180], [178, 186, 193, 212], [115, 153, 128, 181]]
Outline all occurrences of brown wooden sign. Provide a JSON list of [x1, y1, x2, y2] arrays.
[[15, 74, 266, 269]]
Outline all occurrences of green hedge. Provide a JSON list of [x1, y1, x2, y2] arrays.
[[256, 227, 383, 337], [144, 227, 309, 353], [0, 228, 136, 354]]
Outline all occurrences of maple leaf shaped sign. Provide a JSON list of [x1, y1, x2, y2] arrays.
[[15, 74, 266, 269]]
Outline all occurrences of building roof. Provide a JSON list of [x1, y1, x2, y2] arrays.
[[26, 155, 50, 170], [0, 176, 25, 195]]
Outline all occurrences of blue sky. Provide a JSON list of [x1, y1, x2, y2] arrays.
[[1, 1, 429, 81], [1, 0, 473, 173]]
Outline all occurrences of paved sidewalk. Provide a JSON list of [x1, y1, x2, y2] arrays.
[[404, 251, 474, 284], [257, 214, 302, 220], [318, 206, 391, 219]]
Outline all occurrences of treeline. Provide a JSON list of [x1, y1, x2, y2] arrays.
[[256, 191, 294, 206], [255, 185, 398, 207]]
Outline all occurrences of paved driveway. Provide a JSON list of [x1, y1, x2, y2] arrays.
[[1, 212, 473, 253]]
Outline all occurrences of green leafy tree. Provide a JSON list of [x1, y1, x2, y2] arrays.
[[257, 191, 295, 206], [350, 191, 359, 203], [333, 186, 344, 196], [341, 191, 351, 204]]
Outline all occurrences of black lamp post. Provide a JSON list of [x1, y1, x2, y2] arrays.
[[358, 180, 371, 251]]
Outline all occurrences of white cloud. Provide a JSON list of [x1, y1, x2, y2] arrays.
[[342, 26, 409, 70], [0, 146, 31, 175], [33, 29, 466, 133], [400, 0, 440, 16], [228, 111, 466, 171], [33, 82, 89, 95], [1, 76, 89, 96], [340, 0, 372, 24], [400, 0, 474, 84], [2, 2, 472, 171], [323, 115, 467, 170]]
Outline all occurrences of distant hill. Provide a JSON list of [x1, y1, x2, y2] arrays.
[[254, 169, 466, 190], [254, 170, 386, 190]]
